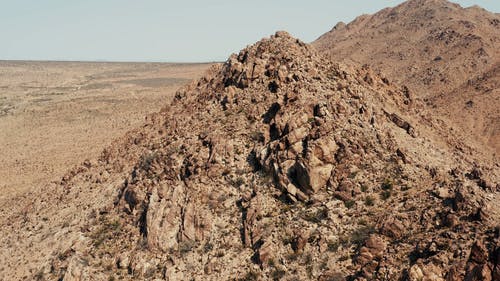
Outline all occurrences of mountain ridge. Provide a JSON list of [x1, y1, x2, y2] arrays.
[[313, 0, 500, 154]]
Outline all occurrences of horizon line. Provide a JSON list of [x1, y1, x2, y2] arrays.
[[0, 59, 222, 64]]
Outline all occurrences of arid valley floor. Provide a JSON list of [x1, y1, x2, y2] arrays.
[[0, 61, 210, 202]]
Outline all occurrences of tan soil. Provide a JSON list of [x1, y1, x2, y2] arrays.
[[0, 61, 211, 202]]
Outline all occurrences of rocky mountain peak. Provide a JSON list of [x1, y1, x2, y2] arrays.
[[1, 3, 499, 281], [219, 31, 317, 89]]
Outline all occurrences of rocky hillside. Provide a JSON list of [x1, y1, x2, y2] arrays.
[[1, 31, 498, 281], [313, 0, 500, 154]]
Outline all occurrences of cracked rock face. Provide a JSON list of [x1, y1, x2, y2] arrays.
[[1, 20, 499, 281]]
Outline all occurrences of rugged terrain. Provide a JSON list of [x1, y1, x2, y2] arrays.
[[314, 0, 500, 153], [1, 1, 499, 280], [0, 29, 498, 280], [0, 61, 210, 202]]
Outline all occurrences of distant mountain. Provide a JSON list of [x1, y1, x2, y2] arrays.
[[314, 0, 500, 153]]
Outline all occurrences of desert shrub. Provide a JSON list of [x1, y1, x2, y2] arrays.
[[339, 234, 349, 246], [350, 225, 375, 246], [231, 176, 245, 188], [322, 272, 345, 281], [365, 196, 375, 206], [179, 240, 195, 255], [271, 268, 286, 280], [338, 255, 349, 261], [381, 178, 393, 190], [34, 270, 44, 281], [139, 152, 158, 171], [303, 253, 313, 265], [282, 235, 294, 245], [91, 219, 121, 248], [249, 131, 265, 143], [306, 264, 314, 278], [380, 190, 391, 200], [327, 241, 340, 252], [303, 207, 328, 223], [203, 242, 213, 253], [286, 252, 300, 261], [257, 169, 274, 182], [344, 200, 355, 209]]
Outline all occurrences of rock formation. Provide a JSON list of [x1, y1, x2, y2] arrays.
[[0, 1, 499, 280]]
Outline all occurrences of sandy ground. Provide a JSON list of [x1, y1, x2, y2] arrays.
[[0, 61, 211, 202]]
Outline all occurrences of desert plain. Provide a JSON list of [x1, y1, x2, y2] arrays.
[[0, 61, 210, 202]]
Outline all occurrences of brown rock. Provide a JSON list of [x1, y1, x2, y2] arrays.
[[129, 255, 156, 278], [63, 256, 89, 281], [446, 265, 463, 281], [257, 240, 275, 266], [464, 264, 492, 281], [146, 185, 185, 251], [365, 235, 387, 254], [310, 137, 338, 164], [314, 102, 331, 118], [380, 217, 405, 239], [357, 234, 387, 277], [388, 113, 416, 137], [116, 253, 130, 269], [444, 213, 459, 228], [292, 231, 309, 253], [284, 140, 333, 195], [469, 240, 488, 264]]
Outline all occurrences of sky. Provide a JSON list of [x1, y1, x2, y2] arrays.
[[0, 0, 498, 62]]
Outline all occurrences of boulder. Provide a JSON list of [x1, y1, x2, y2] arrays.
[[146, 185, 185, 252], [357, 234, 387, 277], [380, 216, 405, 239], [469, 240, 488, 264], [290, 161, 332, 194], [257, 240, 276, 266], [408, 263, 445, 281], [388, 112, 416, 137]]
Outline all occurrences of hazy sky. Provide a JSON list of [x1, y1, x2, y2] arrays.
[[1, 0, 498, 62]]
